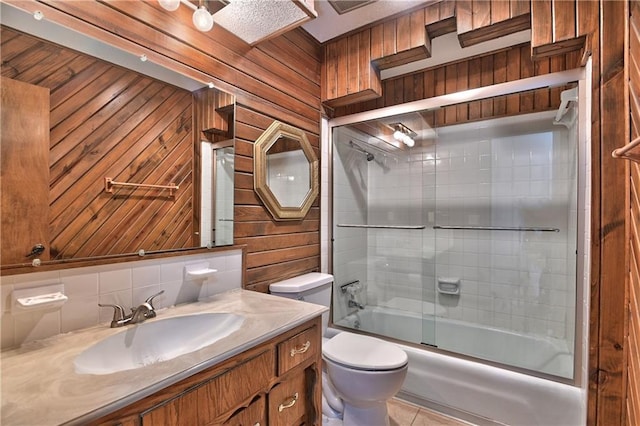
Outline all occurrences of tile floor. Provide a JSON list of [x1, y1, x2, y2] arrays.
[[388, 398, 474, 426]]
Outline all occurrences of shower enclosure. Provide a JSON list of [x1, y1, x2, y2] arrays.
[[329, 69, 587, 382]]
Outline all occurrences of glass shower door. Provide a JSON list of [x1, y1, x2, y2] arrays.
[[431, 103, 578, 378], [331, 122, 435, 346]]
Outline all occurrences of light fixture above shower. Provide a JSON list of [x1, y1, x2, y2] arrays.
[[158, 0, 216, 32], [390, 123, 416, 148]]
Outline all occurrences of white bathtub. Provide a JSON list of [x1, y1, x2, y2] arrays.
[[331, 305, 586, 426]]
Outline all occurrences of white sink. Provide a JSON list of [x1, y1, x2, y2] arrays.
[[74, 313, 244, 375]]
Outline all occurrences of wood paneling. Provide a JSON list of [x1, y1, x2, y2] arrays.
[[322, 0, 533, 109], [628, 2, 640, 425], [1, 0, 322, 288], [456, 0, 531, 47], [0, 27, 193, 260], [333, 43, 575, 124], [531, 0, 587, 60], [322, 29, 383, 108]]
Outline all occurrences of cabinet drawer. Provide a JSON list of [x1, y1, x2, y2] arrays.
[[277, 327, 318, 375], [268, 374, 307, 426], [142, 350, 274, 426], [223, 394, 266, 426]]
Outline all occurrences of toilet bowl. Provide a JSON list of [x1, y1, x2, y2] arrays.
[[323, 332, 408, 426], [269, 273, 408, 426]]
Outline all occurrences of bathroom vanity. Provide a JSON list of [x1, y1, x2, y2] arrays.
[[0, 290, 325, 426]]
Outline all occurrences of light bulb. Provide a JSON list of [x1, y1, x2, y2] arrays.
[[402, 134, 415, 147], [192, 6, 214, 31], [158, 0, 180, 11], [33, 10, 44, 20], [393, 130, 404, 141]]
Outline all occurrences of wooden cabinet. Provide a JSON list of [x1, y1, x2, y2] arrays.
[[268, 373, 307, 425], [92, 317, 322, 426]]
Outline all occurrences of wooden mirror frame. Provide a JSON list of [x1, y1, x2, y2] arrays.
[[253, 121, 318, 221]]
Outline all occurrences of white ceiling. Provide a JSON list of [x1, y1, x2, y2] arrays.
[[302, 0, 435, 43]]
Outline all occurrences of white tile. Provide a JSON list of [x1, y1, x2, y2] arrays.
[[160, 261, 185, 283], [14, 310, 61, 345], [11, 270, 61, 287], [1, 313, 15, 349], [132, 265, 160, 288], [132, 284, 163, 307], [99, 269, 131, 294], [1, 283, 14, 315], [60, 271, 98, 297], [61, 294, 99, 333]]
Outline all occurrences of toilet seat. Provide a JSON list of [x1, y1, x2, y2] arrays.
[[323, 332, 408, 371]]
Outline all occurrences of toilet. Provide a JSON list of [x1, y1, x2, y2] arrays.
[[269, 273, 408, 426]]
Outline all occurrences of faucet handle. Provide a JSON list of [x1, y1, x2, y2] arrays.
[[145, 290, 165, 308], [142, 290, 165, 318], [98, 303, 127, 327]]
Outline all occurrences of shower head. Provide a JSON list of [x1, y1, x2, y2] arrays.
[[349, 141, 375, 162]]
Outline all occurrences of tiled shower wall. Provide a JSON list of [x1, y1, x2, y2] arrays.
[[429, 123, 577, 341], [331, 113, 579, 343], [0, 249, 242, 350]]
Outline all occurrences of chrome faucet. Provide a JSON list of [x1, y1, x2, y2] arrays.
[[99, 290, 164, 328], [348, 299, 365, 310]]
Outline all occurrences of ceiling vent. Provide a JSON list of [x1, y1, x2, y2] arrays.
[[328, 0, 377, 15]]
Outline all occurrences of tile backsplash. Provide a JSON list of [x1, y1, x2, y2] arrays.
[[0, 249, 242, 350]]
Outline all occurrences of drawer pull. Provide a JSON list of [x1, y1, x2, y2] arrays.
[[290, 341, 311, 357], [278, 392, 299, 412]]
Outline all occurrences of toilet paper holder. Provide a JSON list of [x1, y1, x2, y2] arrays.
[[437, 277, 460, 295]]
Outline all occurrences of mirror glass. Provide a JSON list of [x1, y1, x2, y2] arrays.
[[254, 121, 318, 221], [0, 4, 235, 269], [266, 136, 311, 208]]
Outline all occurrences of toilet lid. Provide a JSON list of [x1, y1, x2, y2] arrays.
[[323, 332, 408, 371]]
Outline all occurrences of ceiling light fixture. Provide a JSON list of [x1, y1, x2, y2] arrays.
[[158, 0, 214, 32], [391, 123, 416, 148]]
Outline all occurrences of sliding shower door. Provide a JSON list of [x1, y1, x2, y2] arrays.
[[431, 103, 579, 379], [329, 70, 585, 381], [331, 123, 436, 346]]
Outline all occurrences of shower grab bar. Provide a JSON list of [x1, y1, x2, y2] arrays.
[[433, 225, 559, 232], [337, 224, 426, 229], [340, 280, 360, 293]]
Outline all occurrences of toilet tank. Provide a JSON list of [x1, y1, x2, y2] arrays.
[[269, 273, 333, 336]]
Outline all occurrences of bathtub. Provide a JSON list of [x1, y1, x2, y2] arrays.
[[330, 305, 586, 426]]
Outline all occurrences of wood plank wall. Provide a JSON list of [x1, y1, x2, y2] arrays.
[[456, 0, 530, 47], [2, 0, 323, 292], [332, 43, 580, 122], [322, 0, 533, 108], [583, 0, 628, 424], [530, 0, 587, 59], [628, 1, 640, 424], [0, 27, 194, 259], [328, 2, 630, 425]]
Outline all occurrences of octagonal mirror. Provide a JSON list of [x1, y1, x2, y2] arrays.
[[254, 121, 318, 221]]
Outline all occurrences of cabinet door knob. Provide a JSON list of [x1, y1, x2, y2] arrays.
[[278, 392, 299, 412], [290, 341, 311, 357]]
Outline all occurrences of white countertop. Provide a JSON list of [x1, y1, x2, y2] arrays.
[[1, 289, 326, 426]]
